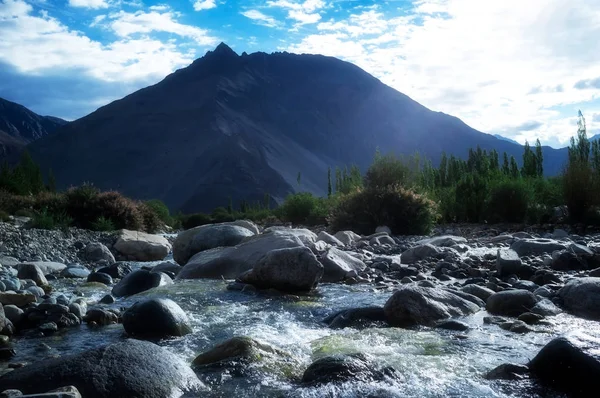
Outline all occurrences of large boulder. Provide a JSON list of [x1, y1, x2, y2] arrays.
[[237, 246, 323, 292], [558, 277, 600, 320], [383, 286, 479, 327], [529, 333, 600, 396], [17, 263, 47, 286], [263, 227, 317, 247], [317, 231, 343, 246], [176, 230, 305, 280], [323, 307, 388, 329], [496, 249, 523, 277], [319, 247, 366, 282], [114, 230, 171, 262], [18, 261, 66, 275], [333, 231, 361, 246], [301, 353, 396, 385], [510, 238, 567, 257], [461, 284, 495, 301], [551, 250, 588, 271], [173, 223, 256, 265], [192, 336, 284, 367], [81, 242, 115, 264], [123, 298, 192, 339], [96, 262, 133, 279], [486, 290, 539, 317], [401, 244, 439, 264], [111, 269, 172, 297], [0, 339, 204, 397]]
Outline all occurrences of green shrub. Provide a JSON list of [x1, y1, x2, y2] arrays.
[[91, 191, 145, 231], [91, 216, 116, 231], [15, 209, 35, 218], [364, 153, 413, 189], [0, 210, 10, 222], [277, 192, 318, 225], [145, 199, 171, 224], [181, 213, 213, 230], [30, 208, 72, 230], [211, 207, 234, 223], [433, 187, 458, 223], [454, 173, 489, 222], [138, 202, 162, 233], [485, 179, 532, 223], [563, 160, 597, 222], [64, 184, 100, 227], [329, 185, 438, 235], [0, 191, 35, 214]]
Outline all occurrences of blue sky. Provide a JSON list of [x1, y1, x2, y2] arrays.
[[1, 0, 600, 148]]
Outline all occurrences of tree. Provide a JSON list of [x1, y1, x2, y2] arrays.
[[502, 152, 510, 175], [535, 139, 544, 177], [327, 167, 332, 197], [521, 140, 537, 178], [47, 169, 57, 192], [439, 152, 448, 187], [509, 156, 520, 179], [296, 172, 302, 186], [569, 110, 590, 164]]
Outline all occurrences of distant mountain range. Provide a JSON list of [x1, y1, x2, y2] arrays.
[[0, 98, 66, 161], [0, 43, 578, 212], [493, 134, 521, 145]]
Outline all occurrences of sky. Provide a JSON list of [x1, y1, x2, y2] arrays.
[[1, 0, 600, 148]]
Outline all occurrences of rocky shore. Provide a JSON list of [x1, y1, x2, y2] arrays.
[[0, 218, 600, 397]]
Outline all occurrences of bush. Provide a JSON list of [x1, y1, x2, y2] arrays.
[[433, 187, 457, 223], [454, 173, 489, 223], [364, 153, 413, 190], [485, 179, 532, 223], [563, 160, 597, 222], [0, 210, 9, 222], [15, 209, 35, 218], [329, 185, 438, 235], [30, 208, 72, 230], [138, 202, 162, 233], [91, 216, 116, 231], [181, 213, 212, 230], [0, 191, 35, 214], [211, 207, 234, 223], [277, 192, 318, 225], [145, 199, 171, 224]]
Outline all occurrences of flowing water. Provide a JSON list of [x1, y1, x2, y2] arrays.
[[4, 256, 599, 397]]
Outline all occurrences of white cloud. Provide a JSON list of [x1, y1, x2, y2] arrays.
[[107, 10, 218, 45], [193, 0, 217, 11], [149, 4, 170, 11], [0, 0, 208, 82], [90, 14, 106, 27], [267, 0, 325, 25], [68, 0, 110, 9], [241, 10, 281, 28], [286, 0, 600, 147]]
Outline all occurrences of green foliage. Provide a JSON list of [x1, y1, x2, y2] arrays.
[[30, 208, 72, 230], [211, 207, 235, 223], [91, 216, 116, 231], [329, 185, 438, 235], [0, 151, 46, 196], [145, 199, 172, 227], [0, 210, 9, 222], [454, 173, 489, 222], [277, 192, 330, 225], [14, 209, 35, 218], [180, 213, 213, 230], [485, 179, 532, 223], [364, 152, 414, 190]]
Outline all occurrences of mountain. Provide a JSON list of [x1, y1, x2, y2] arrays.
[[493, 134, 521, 145], [0, 97, 67, 160], [28, 43, 569, 213]]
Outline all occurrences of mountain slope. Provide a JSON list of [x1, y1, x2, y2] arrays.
[[28, 43, 568, 213], [0, 97, 67, 160]]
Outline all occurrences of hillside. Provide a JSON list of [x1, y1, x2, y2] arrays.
[[28, 43, 568, 213]]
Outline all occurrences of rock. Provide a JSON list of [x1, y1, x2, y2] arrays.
[[237, 247, 323, 292], [68, 303, 86, 320], [122, 298, 191, 339], [83, 309, 118, 326], [96, 262, 132, 279], [486, 290, 539, 317], [333, 231, 361, 246], [16, 264, 47, 287], [173, 224, 256, 265], [569, 243, 594, 256], [317, 231, 343, 246], [263, 227, 317, 247], [518, 312, 545, 325], [19, 262, 66, 275], [60, 267, 90, 279], [319, 247, 366, 283], [81, 242, 115, 264], [0, 256, 19, 267], [558, 277, 600, 320], [551, 250, 587, 271], [192, 336, 284, 367], [301, 353, 396, 385], [0, 339, 204, 397], [529, 333, 600, 396], [176, 230, 305, 280], [435, 319, 470, 331], [113, 230, 171, 262], [383, 286, 479, 327], [496, 249, 522, 277], [323, 307, 388, 329], [416, 235, 467, 247], [510, 238, 567, 257], [552, 229, 569, 239], [112, 269, 172, 297], [484, 363, 530, 380], [3, 305, 23, 326], [86, 272, 113, 285], [0, 292, 36, 307], [1, 278, 19, 292], [151, 262, 182, 277], [512, 280, 538, 292], [461, 284, 495, 301], [375, 226, 392, 235], [401, 244, 439, 264], [99, 294, 115, 304], [531, 298, 562, 316]]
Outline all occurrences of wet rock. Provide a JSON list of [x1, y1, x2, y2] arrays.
[[333, 231, 361, 246], [122, 298, 191, 339], [96, 262, 132, 279], [401, 244, 439, 264], [19, 262, 66, 275], [192, 336, 285, 367], [113, 230, 171, 262], [531, 298, 562, 316], [60, 267, 90, 279], [496, 249, 522, 277], [0, 348, 16, 360], [417, 235, 467, 247], [0, 339, 204, 397], [323, 307, 388, 329], [510, 238, 567, 257], [3, 305, 23, 327], [173, 224, 256, 265], [558, 277, 600, 320], [0, 292, 36, 307], [301, 353, 396, 385], [551, 250, 587, 271], [319, 247, 366, 283], [98, 294, 115, 304], [82, 309, 118, 326], [68, 303, 85, 320], [81, 242, 115, 264], [111, 269, 172, 297], [16, 264, 47, 287], [518, 312, 544, 325], [151, 262, 182, 277], [317, 231, 343, 246], [176, 230, 305, 279], [484, 363, 530, 380], [500, 320, 533, 333], [238, 247, 323, 292], [529, 333, 600, 397], [486, 290, 539, 317], [461, 284, 495, 301], [512, 280, 538, 292], [1, 278, 20, 292], [435, 319, 470, 331], [86, 272, 113, 285], [384, 285, 479, 327]]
